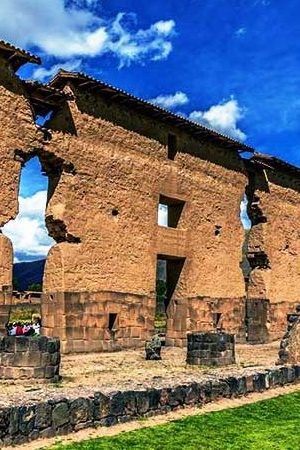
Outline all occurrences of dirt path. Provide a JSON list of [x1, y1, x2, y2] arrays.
[[8, 383, 300, 450]]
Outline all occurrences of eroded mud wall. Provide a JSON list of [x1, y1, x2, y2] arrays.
[[0, 55, 44, 331], [0, 58, 41, 229], [246, 162, 300, 341], [41, 84, 247, 351]]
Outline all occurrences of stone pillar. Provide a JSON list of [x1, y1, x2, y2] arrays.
[[186, 332, 235, 367], [0, 336, 60, 381], [0, 233, 13, 291]]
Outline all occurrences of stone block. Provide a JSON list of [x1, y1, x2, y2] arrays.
[[35, 403, 52, 430], [186, 332, 235, 367], [45, 366, 55, 379], [0, 336, 61, 381], [47, 339, 59, 354], [109, 391, 125, 416], [15, 337, 29, 352], [0, 353, 15, 367], [3, 337, 15, 353], [185, 383, 202, 405], [147, 389, 161, 410], [122, 391, 137, 415], [93, 392, 110, 420], [50, 352, 60, 366], [245, 375, 254, 392], [38, 336, 49, 352], [253, 373, 267, 392], [9, 407, 19, 436], [19, 406, 35, 435], [29, 338, 40, 352], [41, 352, 51, 366], [226, 376, 247, 397], [52, 402, 69, 429], [70, 398, 91, 424]]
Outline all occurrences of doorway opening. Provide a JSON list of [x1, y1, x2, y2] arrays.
[[155, 255, 185, 340]]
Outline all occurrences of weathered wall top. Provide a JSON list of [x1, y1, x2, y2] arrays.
[[0, 40, 40, 71], [48, 70, 255, 154]]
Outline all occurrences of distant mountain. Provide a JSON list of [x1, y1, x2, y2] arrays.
[[13, 259, 45, 291]]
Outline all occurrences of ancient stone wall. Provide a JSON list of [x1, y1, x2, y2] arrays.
[[245, 161, 300, 341], [0, 55, 45, 335], [1, 45, 300, 351], [40, 82, 247, 351], [0, 365, 299, 447], [0, 58, 42, 229], [0, 336, 60, 381], [186, 332, 236, 367]]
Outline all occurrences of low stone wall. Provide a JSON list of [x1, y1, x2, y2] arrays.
[[0, 336, 60, 381], [0, 365, 299, 447], [186, 332, 235, 366]]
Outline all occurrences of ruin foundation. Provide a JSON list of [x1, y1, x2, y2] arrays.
[[0, 336, 60, 381], [186, 332, 236, 367]]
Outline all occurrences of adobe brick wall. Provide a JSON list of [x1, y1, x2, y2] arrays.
[[1, 48, 300, 352], [0, 336, 60, 381], [40, 82, 248, 350], [0, 365, 299, 447], [0, 58, 42, 230], [246, 163, 300, 341]]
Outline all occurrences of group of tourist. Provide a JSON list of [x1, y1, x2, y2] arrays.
[[6, 318, 41, 336]]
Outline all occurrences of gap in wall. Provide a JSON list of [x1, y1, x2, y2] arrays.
[[2, 156, 55, 292]]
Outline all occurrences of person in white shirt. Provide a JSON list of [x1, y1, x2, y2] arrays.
[[9, 323, 17, 336], [33, 320, 41, 335]]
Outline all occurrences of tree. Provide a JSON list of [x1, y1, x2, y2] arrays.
[[12, 276, 19, 291], [27, 283, 42, 292]]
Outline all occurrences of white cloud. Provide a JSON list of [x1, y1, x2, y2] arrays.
[[2, 191, 55, 260], [108, 14, 175, 67], [152, 20, 175, 35], [158, 204, 168, 227], [240, 194, 252, 229], [149, 91, 189, 109], [0, 1, 175, 66], [32, 59, 82, 81], [235, 27, 247, 37], [189, 98, 247, 141]]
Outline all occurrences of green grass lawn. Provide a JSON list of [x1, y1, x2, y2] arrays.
[[50, 391, 300, 450]]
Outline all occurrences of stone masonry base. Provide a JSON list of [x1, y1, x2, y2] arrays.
[[0, 365, 300, 447]]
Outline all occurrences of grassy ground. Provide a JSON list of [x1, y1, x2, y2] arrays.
[[50, 391, 300, 450]]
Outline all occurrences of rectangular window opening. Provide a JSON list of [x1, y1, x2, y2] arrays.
[[158, 194, 185, 228], [108, 313, 118, 331], [167, 133, 177, 160]]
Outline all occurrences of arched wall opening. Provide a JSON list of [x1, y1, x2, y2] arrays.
[[2, 156, 55, 290]]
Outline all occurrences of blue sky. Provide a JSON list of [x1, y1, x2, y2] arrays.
[[0, 0, 297, 260]]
